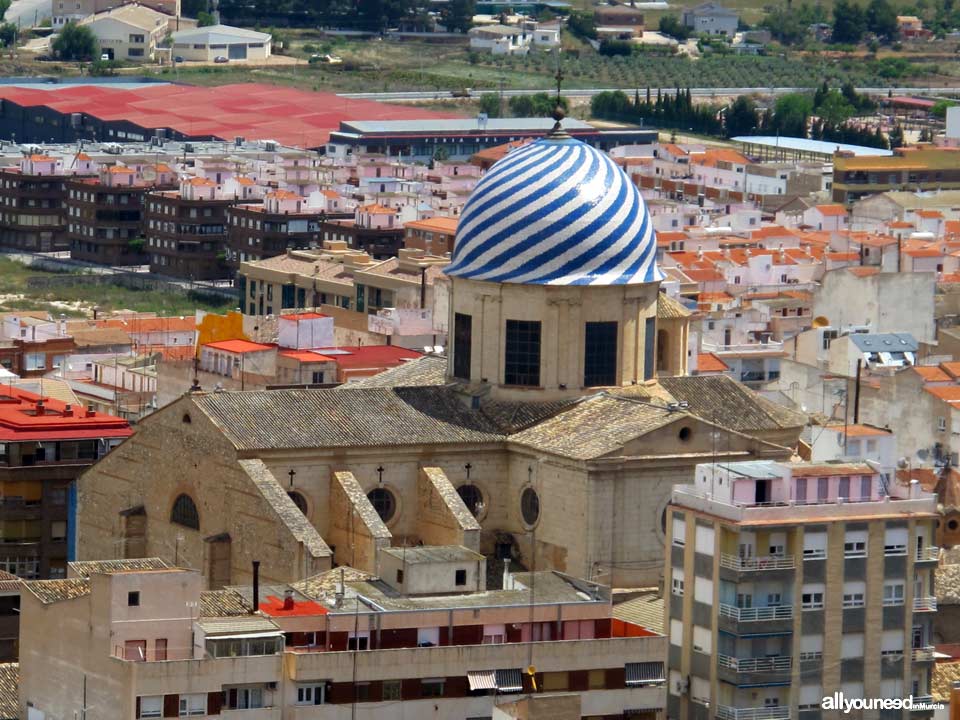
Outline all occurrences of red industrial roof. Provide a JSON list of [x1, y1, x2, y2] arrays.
[[259, 594, 327, 617], [0, 385, 131, 441], [0, 83, 460, 149], [204, 339, 275, 354], [316, 345, 421, 371]]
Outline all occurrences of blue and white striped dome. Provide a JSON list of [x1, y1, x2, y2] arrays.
[[445, 135, 662, 286]]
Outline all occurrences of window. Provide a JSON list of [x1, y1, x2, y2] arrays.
[[583, 321, 618, 386], [692, 625, 711, 654], [670, 618, 683, 647], [128, 591, 140, 607], [230, 687, 263, 710], [455, 569, 467, 586], [841, 633, 864, 659], [671, 568, 684, 596], [421, 678, 444, 698], [838, 476, 849, 499], [179, 694, 206, 716], [817, 477, 828, 501], [170, 494, 199, 530], [860, 476, 872, 499], [644, 316, 656, 380], [311, 371, 325, 384], [883, 582, 905, 606], [128, 48, 144, 57], [588, 669, 605, 689], [543, 672, 568, 691], [881, 630, 904, 657], [803, 530, 827, 559], [154, 639, 166, 661], [453, 313, 472, 380], [671, 515, 686, 546], [504, 320, 541, 386], [288, 491, 308, 516], [367, 488, 396, 523], [139, 697, 162, 718], [521, 487, 540, 526], [457, 484, 483, 517], [842, 581, 865, 608], [939, 417, 947, 432], [482, 623, 505, 644], [347, 634, 369, 651], [795, 477, 807, 502], [799, 685, 822, 712], [694, 576, 713, 604], [802, 583, 825, 610], [800, 634, 823, 661], [24, 352, 45, 370], [51, 520, 66, 542], [885, 526, 908, 555], [844, 529, 867, 557], [695, 524, 715, 555], [417, 627, 439, 647], [296, 684, 326, 705]]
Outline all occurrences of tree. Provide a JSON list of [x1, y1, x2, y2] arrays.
[[832, 0, 867, 43], [772, 92, 813, 136], [599, 39, 633, 55], [0, 22, 15, 47], [0, 0, 10, 20], [725, 95, 758, 137], [196, 10, 215, 25], [888, 123, 904, 147], [566, 10, 597, 40], [52, 22, 98, 61], [816, 89, 855, 125], [658, 14, 691, 40], [762, 7, 808, 44], [866, 0, 898, 38], [478, 92, 501, 118], [181, 0, 207, 17], [932, 99, 958, 118], [442, 0, 474, 32]]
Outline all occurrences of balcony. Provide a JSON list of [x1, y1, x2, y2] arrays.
[[916, 546, 939, 564], [719, 604, 792, 622], [718, 654, 792, 673], [717, 705, 790, 720], [913, 597, 937, 612], [221, 709, 280, 720], [912, 646, 935, 663], [720, 554, 795, 571]]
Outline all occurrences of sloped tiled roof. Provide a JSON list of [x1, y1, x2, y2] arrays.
[[192, 386, 505, 450], [613, 590, 664, 634], [292, 566, 372, 599], [200, 588, 251, 617], [0, 664, 16, 720], [23, 578, 90, 604], [657, 293, 693, 319], [68, 557, 172, 578], [347, 355, 448, 388]]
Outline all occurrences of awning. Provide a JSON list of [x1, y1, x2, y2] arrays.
[[626, 661, 666, 687], [467, 668, 523, 693], [467, 671, 497, 691], [206, 631, 283, 640]]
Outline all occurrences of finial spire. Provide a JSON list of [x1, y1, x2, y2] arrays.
[[549, 54, 568, 138]]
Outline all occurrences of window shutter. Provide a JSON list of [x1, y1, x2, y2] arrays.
[[228, 688, 238, 709], [135, 697, 141, 719], [207, 692, 223, 715], [605, 667, 626, 687], [163, 694, 179, 718], [401, 678, 421, 700]]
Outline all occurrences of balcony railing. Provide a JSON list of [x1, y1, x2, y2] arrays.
[[719, 604, 793, 622], [912, 646, 935, 662], [916, 546, 939, 562], [720, 554, 795, 571], [913, 597, 937, 612], [717, 705, 790, 720], [718, 654, 792, 673]]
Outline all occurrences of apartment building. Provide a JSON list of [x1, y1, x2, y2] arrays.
[[226, 190, 327, 270], [404, 216, 457, 255], [0, 155, 71, 252], [833, 147, 960, 203], [65, 165, 169, 265], [666, 460, 939, 720], [18, 552, 667, 720], [0, 385, 130, 584], [145, 177, 237, 280], [79, 3, 171, 62]]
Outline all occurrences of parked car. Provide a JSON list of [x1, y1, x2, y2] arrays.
[[214, 55, 228, 63], [174, 55, 184, 62], [100, 53, 110, 61]]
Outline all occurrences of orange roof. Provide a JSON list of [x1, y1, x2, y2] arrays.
[[940, 272, 960, 284], [693, 148, 751, 168], [405, 216, 458, 234], [750, 225, 792, 239], [321, 189, 340, 199], [697, 352, 730, 373], [75, 152, 91, 161], [826, 423, 892, 437], [267, 189, 302, 200], [915, 209, 944, 219], [660, 143, 687, 157], [107, 166, 135, 174], [826, 252, 859, 261], [280, 312, 328, 321], [359, 203, 397, 214], [187, 177, 217, 187], [924, 385, 960, 404], [913, 365, 952, 382], [153, 163, 173, 173], [888, 221, 914, 229], [815, 204, 847, 216], [278, 349, 334, 363], [235, 176, 256, 186], [203, 339, 275, 354], [904, 246, 944, 258], [846, 266, 879, 277], [27, 154, 56, 162], [942, 361, 960, 378], [683, 268, 725, 282], [699, 291, 734, 303], [71, 316, 196, 333]]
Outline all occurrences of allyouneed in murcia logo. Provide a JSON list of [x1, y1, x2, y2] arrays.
[[821, 693, 944, 713]]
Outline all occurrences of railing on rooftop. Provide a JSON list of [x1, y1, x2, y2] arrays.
[[718, 654, 792, 673], [717, 705, 790, 720], [720, 554, 795, 571]]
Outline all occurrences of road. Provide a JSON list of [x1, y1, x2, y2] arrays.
[[340, 87, 958, 101], [6, 0, 51, 28]]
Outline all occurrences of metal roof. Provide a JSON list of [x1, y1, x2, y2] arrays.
[[848, 332, 918, 352], [341, 118, 595, 134], [196, 616, 280, 636], [717, 460, 784, 479], [733, 136, 894, 157]]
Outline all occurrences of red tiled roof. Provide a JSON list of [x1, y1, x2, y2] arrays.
[[318, 345, 421, 371], [697, 352, 730, 373], [278, 350, 334, 363], [280, 312, 328, 321], [815, 204, 847, 216], [827, 423, 891, 437], [846, 266, 880, 277], [924, 385, 960, 404], [913, 366, 952, 383]]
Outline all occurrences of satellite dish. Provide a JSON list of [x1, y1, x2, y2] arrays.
[[813, 316, 830, 328]]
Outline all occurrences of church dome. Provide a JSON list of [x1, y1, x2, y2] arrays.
[[445, 134, 662, 286]]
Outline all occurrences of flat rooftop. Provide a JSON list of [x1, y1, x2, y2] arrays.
[[733, 135, 894, 157], [339, 117, 596, 135], [380, 545, 485, 564]]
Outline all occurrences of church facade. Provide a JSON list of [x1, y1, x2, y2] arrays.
[[76, 128, 805, 590]]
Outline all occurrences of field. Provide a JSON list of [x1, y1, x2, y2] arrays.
[[0, 257, 235, 317]]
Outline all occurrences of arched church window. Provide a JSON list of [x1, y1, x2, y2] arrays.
[[520, 487, 540, 526], [288, 491, 308, 516], [368, 488, 397, 523], [171, 494, 199, 530]]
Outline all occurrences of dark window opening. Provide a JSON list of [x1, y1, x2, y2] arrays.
[[453, 313, 472, 380], [584, 321, 618, 386], [288, 491, 308, 516], [643, 317, 657, 381], [505, 320, 541, 387], [521, 487, 540, 526], [128, 591, 140, 607], [457, 484, 483, 517], [455, 569, 467, 586], [396, 569, 404, 583], [367, 488, 396, 523], [170, 494, 199, 530]]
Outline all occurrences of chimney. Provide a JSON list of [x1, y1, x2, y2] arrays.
[[63, 404, 73, 417], [251, 560, 260, 614], [283, 588, 295, 611]]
